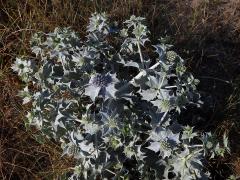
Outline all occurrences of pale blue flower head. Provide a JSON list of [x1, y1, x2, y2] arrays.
[[85, 73, 119, 101], [147, 127, 180, 158]]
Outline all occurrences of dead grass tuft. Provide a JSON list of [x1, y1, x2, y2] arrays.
[[232, 157, 240, 176], [222, 0, 240, 35]]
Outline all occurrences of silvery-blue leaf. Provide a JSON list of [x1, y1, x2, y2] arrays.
[[146, 142, 160, 153], [151, 99, 170, 112], [105, 84, 117, 99], [141, 89, 158, 101], [85, 84, 101, 101], [31, 46, 42, 55], [223, 133, 230, 153], [153, 44, 166, 61]]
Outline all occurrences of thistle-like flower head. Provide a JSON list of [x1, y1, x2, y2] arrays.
[[87, 12, 109, 34], [91, 74, 112, 88], [11, 58, 33, 78], [11, 58, 33, 82], [166, 51, 177, 62], [147, 127, 180, 158], [85, 73, 119, 101]]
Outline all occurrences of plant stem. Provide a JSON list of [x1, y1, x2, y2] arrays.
[[159, 111, 168, 126], [137, 40, 144, 67], [189, 145, 204, 148], [117, 61, 160, 93], [130, 61, 160, 84], [158, 74, 166, 99]]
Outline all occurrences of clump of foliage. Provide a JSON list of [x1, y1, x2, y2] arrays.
[[12, 13, 230, 179]]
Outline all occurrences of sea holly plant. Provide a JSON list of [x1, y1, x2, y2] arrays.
[[13, 13, 230, 179]]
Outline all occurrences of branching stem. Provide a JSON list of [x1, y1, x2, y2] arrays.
[[117, 61, 160, 93]]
